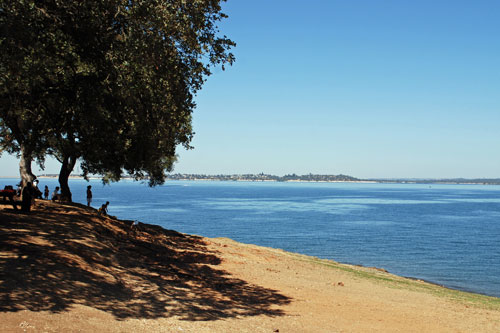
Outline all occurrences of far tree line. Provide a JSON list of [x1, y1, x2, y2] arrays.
[[1, 0, 235, 201]]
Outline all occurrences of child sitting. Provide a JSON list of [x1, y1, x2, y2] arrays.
[[98, 201, 109, 216]]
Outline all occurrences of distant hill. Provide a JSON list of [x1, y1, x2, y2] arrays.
[[367, 178, 500, 185], [35, 173, 500, 185], [165, 173, 360, 182]]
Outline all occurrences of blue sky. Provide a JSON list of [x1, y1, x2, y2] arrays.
[[1, 0, 499, 178]]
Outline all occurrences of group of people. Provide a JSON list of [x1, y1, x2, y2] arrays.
[[19, 181, 59, 212], [86, 185, 108, 215], [17, 181, 109, 215]]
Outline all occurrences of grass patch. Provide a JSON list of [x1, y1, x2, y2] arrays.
[[286, 252, 500, 311]]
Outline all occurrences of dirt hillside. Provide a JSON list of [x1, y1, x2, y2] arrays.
[[1, 200, 499, 332]]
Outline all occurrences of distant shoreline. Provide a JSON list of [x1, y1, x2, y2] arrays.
[[1, 174, 499, 185]]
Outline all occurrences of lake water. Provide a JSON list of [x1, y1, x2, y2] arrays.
[[2, 178, 499, 298]]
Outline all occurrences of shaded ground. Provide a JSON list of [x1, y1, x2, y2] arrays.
[[0, 200, 290, 321], [1, 200, 500, 332]]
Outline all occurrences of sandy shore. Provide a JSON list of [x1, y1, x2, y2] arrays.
[[1, 200, 499, 332]]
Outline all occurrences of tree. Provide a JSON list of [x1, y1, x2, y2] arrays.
[[0, 0, 63, 186], [1, 0, 235, 201]]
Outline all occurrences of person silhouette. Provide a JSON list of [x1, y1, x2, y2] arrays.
[[32, 179, 42, 199], [86, 185, 92, 207], [98, 201, 109, 216], [21, 182, 33, 212], [51, 187, 60, 201]]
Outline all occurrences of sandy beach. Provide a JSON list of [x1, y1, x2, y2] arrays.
[[1, 200, 499, 332]]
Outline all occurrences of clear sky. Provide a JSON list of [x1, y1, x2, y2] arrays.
[[1, 0, 499, 179]]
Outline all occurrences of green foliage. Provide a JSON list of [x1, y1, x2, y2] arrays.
[[1, 0, 235, 187]]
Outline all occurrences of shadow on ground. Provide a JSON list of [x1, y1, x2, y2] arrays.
[[0, 202, 291, 321]]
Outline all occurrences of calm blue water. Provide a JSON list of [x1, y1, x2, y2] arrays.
[[2, 178, 499, 298]]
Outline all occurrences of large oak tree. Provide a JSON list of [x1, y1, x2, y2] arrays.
[[1, 0, 235, 201]]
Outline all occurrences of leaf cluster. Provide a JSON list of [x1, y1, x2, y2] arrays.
[[1, 0, 235, 185]]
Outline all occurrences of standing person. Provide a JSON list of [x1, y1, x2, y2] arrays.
[[21, 182, 33, 212], [44, 185, 49, 200], [86, 185, 92, 207]]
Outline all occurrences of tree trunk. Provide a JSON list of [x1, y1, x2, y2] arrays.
[[58, 154, 77, 202], [19, 144, 36, 187]]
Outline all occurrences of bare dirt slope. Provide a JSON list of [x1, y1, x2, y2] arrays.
[[1, 200, 499, 332]]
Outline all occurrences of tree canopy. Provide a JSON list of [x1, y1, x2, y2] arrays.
[[1, 0, 235, 200]]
